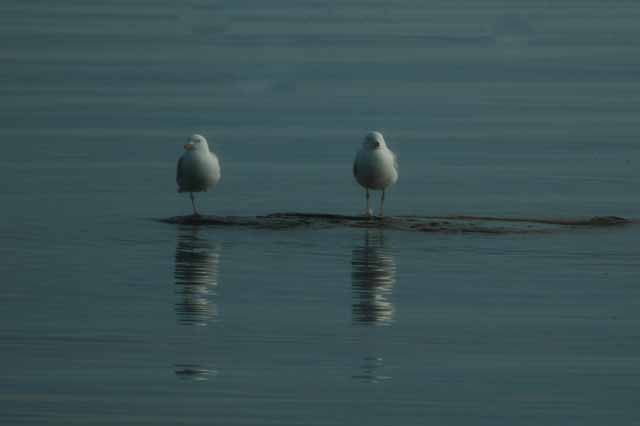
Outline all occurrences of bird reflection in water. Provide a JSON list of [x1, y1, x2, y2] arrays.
[[174, 226, 221, 326], [351, 230, 396, 383], [174, 363, 218, 382], [351, 230, 396, 326], [352, 356, 391, 384]]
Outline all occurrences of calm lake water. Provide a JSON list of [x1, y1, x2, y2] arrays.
[[2, 1, 640, 424]]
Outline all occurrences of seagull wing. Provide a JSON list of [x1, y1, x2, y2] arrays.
[[353, 158, 358, 178]]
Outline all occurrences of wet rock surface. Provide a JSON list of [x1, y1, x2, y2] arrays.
[[158, 213, 634, 234]]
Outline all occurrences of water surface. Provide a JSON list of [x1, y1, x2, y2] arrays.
[[1, 1, 640, 424]]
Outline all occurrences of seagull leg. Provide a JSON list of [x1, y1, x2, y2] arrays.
[[366, 189, 373, 218], [190, 192, 199, 216], [380, 190, 385, 218]]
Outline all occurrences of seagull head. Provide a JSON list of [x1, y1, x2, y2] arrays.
[[184, 134, 209, 152], [363, 131, 386, 150]]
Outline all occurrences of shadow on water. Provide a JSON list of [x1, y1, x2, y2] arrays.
[[174, 226, 221, 326], [351, 230, 396, 326]]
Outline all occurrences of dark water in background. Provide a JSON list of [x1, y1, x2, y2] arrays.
[[2, 1, 640, 424]]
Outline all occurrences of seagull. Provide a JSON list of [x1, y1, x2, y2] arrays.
[[353, 131, 398, 218], [176, 134, 221, 216]]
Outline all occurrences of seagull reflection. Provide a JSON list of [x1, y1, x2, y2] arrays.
[[174, 363, 217, 381], [351, 230, 396, 326], [174, 226, 221, 326]]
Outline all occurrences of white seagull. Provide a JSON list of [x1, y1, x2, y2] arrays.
[[176, 134, 221, 216], [353, 131, 398, 217]]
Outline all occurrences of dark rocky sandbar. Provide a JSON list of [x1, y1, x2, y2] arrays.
[[157, 213, 633, 235]]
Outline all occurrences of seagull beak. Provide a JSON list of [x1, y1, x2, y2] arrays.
[[184, 143, 194, 151]]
